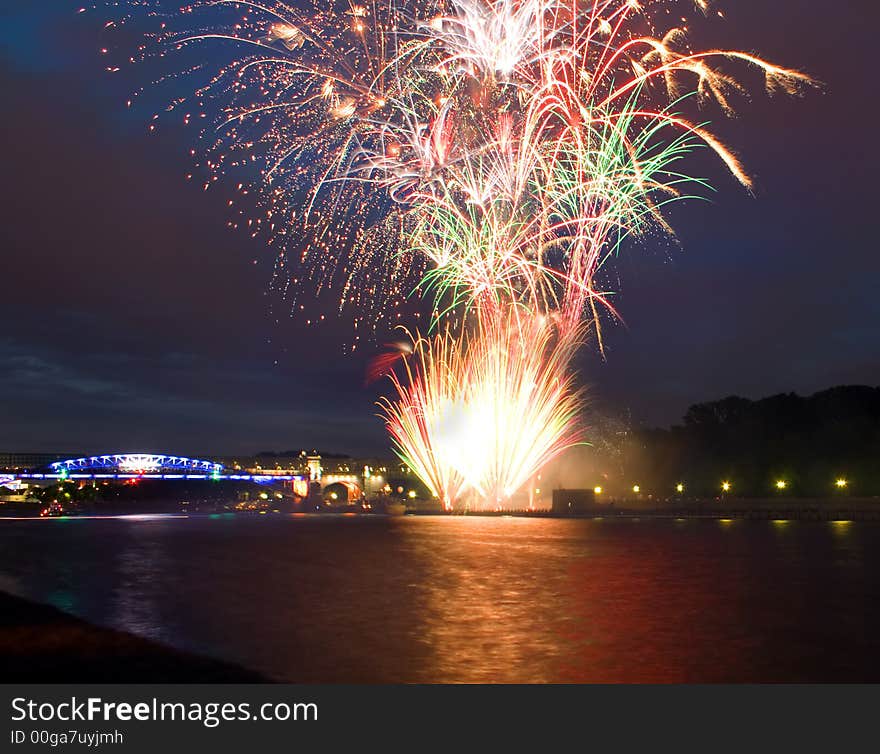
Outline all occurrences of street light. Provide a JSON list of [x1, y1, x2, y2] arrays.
[[593, 486, 603, 495], [676, 483, 685, 494], [835, 478, 848, 489], [775, 480, 787, 491], [632, 485, 640, 494], [721, 481, 731, 493]]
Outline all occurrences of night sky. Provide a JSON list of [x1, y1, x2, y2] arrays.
[[1, 0, 877, 457]]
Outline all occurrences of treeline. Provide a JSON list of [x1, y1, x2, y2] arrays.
[[624, 386, 880, 497]]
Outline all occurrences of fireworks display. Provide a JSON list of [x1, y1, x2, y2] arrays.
[[121, 0, 810, 508], [379, 309, 584, 508]]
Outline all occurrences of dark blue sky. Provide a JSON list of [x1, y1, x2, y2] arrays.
[[1, 1, 877, 456]]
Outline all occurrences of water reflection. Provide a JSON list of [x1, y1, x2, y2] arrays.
[[0, 515, 878, 682], [112, 521, 171, 642], [411, 518, 579, 682]]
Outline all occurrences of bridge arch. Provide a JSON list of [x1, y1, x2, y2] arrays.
[[321, 479, 363, 503], [49, 454, 224, 475]]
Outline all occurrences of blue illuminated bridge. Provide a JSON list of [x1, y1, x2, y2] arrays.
[[9, 454, 306, 484]]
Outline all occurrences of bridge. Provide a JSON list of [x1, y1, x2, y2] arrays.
[[6, 453, 307, 485], [51, 454, 223, 475], [2, 452, 373, 502]]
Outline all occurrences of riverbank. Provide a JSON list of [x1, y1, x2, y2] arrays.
[[3, 497, 879, 522], [0, 591, 269, 682]]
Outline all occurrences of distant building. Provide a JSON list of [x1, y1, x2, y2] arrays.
[[0, 452, 76, 472]]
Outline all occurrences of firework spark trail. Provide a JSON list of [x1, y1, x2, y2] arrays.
[[129, 0, 812, 323], [123, 0, 811, 506]]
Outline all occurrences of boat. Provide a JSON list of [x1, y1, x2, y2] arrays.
[[39, 503, 65, 518]]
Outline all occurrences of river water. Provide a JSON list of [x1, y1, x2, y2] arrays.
[[1, 513, 878, 682]]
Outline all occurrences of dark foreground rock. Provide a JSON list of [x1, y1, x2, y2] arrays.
[[0, 591, 269, 683]]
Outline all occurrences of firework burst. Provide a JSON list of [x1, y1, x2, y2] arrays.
[[379, 308, 584, 508], [120, 0, 811, 504]]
